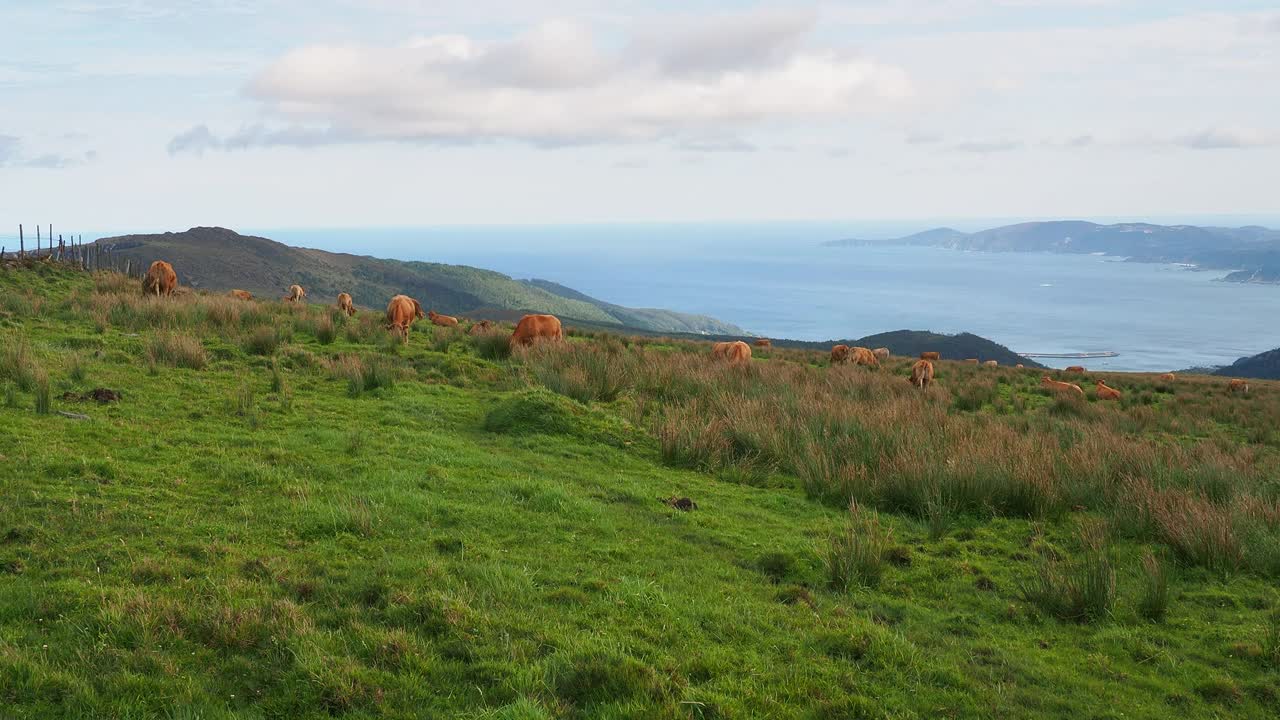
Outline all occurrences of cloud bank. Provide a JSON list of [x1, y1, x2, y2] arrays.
[[169, 11, 913, 153]]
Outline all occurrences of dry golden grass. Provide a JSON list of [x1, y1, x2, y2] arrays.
[[517, 340, 1280, 575]]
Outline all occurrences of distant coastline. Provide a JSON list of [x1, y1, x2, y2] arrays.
[[825, 220, 1280, 285]]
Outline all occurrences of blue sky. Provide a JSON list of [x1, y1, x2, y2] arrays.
[[2, 0, 1278, 231]]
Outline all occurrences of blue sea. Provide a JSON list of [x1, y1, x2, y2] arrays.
[[242, 222, 1280, 373]]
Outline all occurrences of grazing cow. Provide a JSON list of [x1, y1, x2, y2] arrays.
[[142, 260, 177, 297], [753, 339, 772, 348], [908, 359, 934, 389], [385, 294, 425, 341], [831, 345, 852, 364], [285, 284, 306, 303], [510, 314, 563, 348], [984, 360, 998, 367], [228, 289, 253, 301], [850, 346, 880, 368], [336, 292, 356, 317], [920, 351, 941, 361], [1015, 364, 1025, 369], [1158, 373, 1176, 382], [1095, 381, 1122, 400], [1065, 365, 1086, 373], [1229, 378, 1250, 394], [427, 310, 459, 327], [712, 341, 752, 365], [468, 319, 494, 335], [965, 358, 979, 365], [873, 347, 890, 361], [1041, 376, 1084, 395]]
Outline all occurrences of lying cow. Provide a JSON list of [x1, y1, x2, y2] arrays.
[[753, 339, 772, 348], [1095, 381, 1122, 400], [908, 359, 934, 389], [1158, 373, 1176, 382], [228, 289, 253, 301], [1064, 365, 1085, 373], [468, 320, 494, 335], [428, 310, 459, 327], [1042, 376, 1084, 395], [920, 351, 941, 361], [983, 360, 998, 367]]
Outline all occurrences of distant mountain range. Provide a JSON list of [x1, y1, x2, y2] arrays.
[[91, 227, 744, 335], [825, 221, 1280, 283]]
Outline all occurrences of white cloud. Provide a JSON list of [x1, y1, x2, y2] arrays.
[[172, 11, 913, 152], [1176, 128, 1280, 150], [0, 134, 96, 169]]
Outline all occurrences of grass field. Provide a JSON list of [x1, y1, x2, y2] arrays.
[[2, 261, 1279, 719]]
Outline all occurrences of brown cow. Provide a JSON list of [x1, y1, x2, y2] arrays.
[[385, 295, 425, 341], [336, 292, 356, 317], [427, 310, 459, 327], [1041, 376, 1084, 395], [1065, 365, 1086, 373], [1228, 378, 1250, 394], [510, 314, 563, 348], [851, 346, 879, 368], [831, 345, 852, 364], [908, 359, 934, 389], [983, 360, 998, 367], [228, 289, 253, 301], [142, 260, 177, 297], [468, 319, 494, 335], [872, 347, 890, 361], [712, 341, 752, 365], [1158, 373, 1176, 382], [285, 284, 306, 303], [920, 351, 941, 361], [753, 339, 772, 348], [1095, 381, 1122, 400], [965, 358, 979, 365]]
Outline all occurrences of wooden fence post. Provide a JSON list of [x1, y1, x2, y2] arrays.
[[18, 224, 23, 259], [36, 224, 41, 256]]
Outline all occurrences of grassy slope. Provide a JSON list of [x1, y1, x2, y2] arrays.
[[95, 227, 745, 335], [2, 264, 1279, 719]]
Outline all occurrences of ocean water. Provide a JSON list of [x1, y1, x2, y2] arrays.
[[256, 223, 1280, 373]]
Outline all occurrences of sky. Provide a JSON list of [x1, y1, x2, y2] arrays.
[[2, 0, 1278, 232]]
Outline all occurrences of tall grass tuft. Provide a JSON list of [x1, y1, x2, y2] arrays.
[[244, 326, 283, 356], [1138, 551, 1170, 622], [68, 353, 87, 383], [3, 383, 18, 409], [146, 332, 207, 370], [0, 340, 39, 391], [329, 354, 397, 397], [471, 330, 511, 361], [1020, 523, 1116, 623], [232, 384, 258, 428], [314, 314, 337, 345], [823, 500, 892, 591], [521, 340, 634, 403], [33, 370, 51, 415]]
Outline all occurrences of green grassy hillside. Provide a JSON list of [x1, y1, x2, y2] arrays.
[[3, 261, 1280, 719], [92, 227, 745, 335]]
